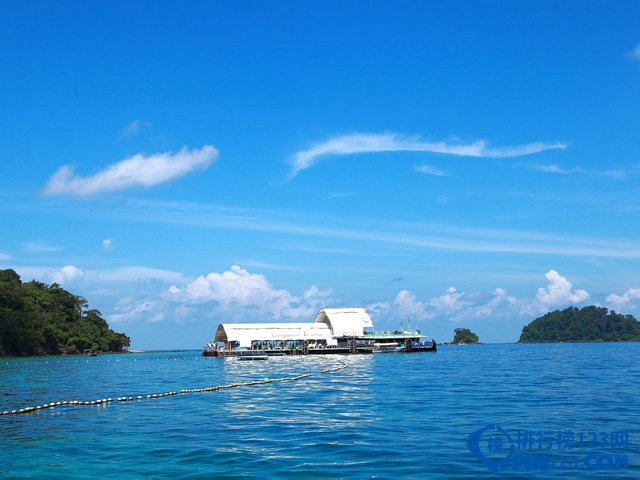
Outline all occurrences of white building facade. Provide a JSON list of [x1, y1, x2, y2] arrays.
[[213, 308, 374, 348]]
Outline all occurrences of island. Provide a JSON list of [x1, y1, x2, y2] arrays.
[[451, 328, 479, 344], [0, 269, 130, 356], [519, 305, 640, 343]]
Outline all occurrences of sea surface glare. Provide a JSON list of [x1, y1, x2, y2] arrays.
[[1, 343, 639, 478]]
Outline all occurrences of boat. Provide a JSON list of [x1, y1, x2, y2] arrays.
[[237, 354, 269, 361], [372, 342, 405, 353], [403, 338, 437, 352]]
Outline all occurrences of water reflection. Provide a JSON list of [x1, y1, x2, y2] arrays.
[[216, 354, 376, 465]]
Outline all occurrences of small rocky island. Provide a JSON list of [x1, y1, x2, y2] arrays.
[[0, 269, 130, 356], [451, 328, 479, 344], [519, 305, 640, 343]]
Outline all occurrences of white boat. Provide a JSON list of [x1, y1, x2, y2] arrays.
[[372, 342, 405, 353]]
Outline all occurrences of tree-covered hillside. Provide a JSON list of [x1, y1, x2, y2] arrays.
[[452, 328, 479, 344], [519, 306, 640, 343], [0, 269, 130, 356]]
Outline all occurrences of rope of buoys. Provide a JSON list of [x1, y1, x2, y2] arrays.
[[321, 359, 348, 373], [1, 360, 347, 416]]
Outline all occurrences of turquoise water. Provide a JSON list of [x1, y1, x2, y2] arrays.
[[1, 343, 639, 478]]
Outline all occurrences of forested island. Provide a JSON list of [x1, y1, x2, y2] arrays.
[[519, 306, 640, 343], [452, 328, 479, 344], [0, 269, 130, 356]]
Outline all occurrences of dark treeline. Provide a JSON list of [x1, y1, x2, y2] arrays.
[[0, 269, 130, 356], [519, 305, 640, 343]]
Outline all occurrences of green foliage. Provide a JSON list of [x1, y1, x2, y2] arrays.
[[519, 306, 640, 343], [0, 269, 130, 356], [452, 328, 479, 344]]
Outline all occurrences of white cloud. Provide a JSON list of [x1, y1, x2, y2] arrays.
[[120, 119, 152, 138], [42, 145, 219, 197], [23, 242, 62, 253], [16, 265, 84, 285], [473, 288, 517, 317], [288, 133, 567, 178], [533, 164, 568, 174], [390, 287, 474, 322], [373, 271, 588, 327], [110, 297, 166, 323], [531, 164, 628, 180], [533, 270, 589, 311], [166, 265, 332, 320], [414, 164, 446, 176], [394, 289, 427, 319], [0, 251, 12, 261], [30, 265, 85, 285], [102, 238, 115, 252], [606, 288, 640, 311], [628, 43, 640, 60], [429, 287, 470, 314]]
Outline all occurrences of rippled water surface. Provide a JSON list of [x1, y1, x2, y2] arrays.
[[1, 343, 639, 478]]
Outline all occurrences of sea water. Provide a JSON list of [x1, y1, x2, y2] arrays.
[[1, 343, 639, 478]]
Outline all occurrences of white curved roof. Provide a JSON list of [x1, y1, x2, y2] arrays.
[[313, 308, 373, 337], [214, 322, 332, 347]]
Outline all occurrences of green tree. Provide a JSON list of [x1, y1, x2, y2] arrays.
[[0, 269, 131, 356], [453, 328, 479, 344], [519, 306, 640, 343]]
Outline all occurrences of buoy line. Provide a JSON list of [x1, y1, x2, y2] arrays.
[[1, 359, 348, 417]]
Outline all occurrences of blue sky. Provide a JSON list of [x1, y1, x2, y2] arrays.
[[2, 1, 640, 348]]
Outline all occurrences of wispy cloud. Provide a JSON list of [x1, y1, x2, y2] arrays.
[[86, 266, 188, 284], [23, 241, 62, 253], [288, 133, 567, 179], [235, 259, 305, 271], [628, 43, 640, 60], [532, 164, 569, 174], [531, 164, 628, 180], [75, 198, 640, 260], [120, 119, 152, 139], [42, 145, 219, 197], [13, 265, 189, 285], [414, 164, 446, 176], [0, 251, 11, 261]]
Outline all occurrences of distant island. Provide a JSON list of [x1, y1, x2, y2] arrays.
[[0, 269, 130, 356], [451, 328, 479, 344], [519, 306, 640, 343]]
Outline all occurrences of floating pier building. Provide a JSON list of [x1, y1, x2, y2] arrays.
[[203, 308, 436, 356]]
